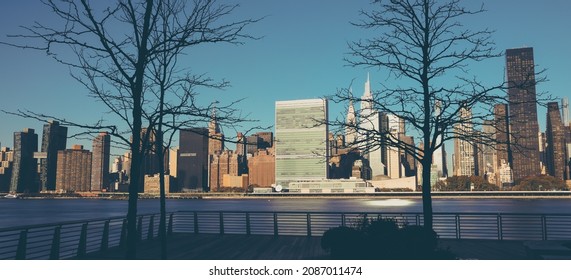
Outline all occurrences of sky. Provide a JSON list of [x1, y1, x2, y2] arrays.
[[1, 0, 570, 162]]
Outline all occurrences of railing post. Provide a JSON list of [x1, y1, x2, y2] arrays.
[[137, 216, 143, 241], [193, 212, 199, 234], [273, 212, 278, 237], [306, 213, 312, 237], [15, 229, 28, 260], [119, 219, 127, 247], [541, 215, 547, 241], [77, 223, 88, 258], [497, 214, 503, 240], [455, 214, 461, 239], [100, 221, 109, 252], [341, 213, 346, 227], [50, 226, 62, 260], [416, 214, 420, 226], [147, 215, 155, 240], [167, 213, 174, 235], [219, 212, 224, 235], [246, 213, 251, 235]]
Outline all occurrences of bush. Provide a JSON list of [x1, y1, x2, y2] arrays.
[[321, 226, 363, 259], [321, 217, 455, 260]]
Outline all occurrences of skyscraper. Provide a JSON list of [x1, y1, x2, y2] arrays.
[[345, 99, 357, 146], [91, 132, 110, 191], [433, 101, 448, 178], [0, 147, 14, 192], [275, 98, 329, 190], [56, 145, 92, 192], [10, 128, 38, 193], [248, 148, 275, 188], [453, 108, 477, 176], [178, 128, 209, 191], [545, 102, 566, 180], [39, 121, 68, 191], [493, 103, 511, 186], [208, 110, 224, 155], [506, 47, 541, 180], [358, 74, 384, 178], [380, 112, 404, 179]]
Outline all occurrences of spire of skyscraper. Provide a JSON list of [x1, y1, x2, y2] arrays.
[[360, 73, 374, 117], [345, 99, 357, 145]]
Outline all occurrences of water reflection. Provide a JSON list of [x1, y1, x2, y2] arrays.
[[364, 199, 415, 207]]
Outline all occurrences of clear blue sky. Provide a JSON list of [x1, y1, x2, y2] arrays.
[[1, 0, 570, 160]]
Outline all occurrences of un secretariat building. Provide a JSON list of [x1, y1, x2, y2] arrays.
[[274, 98, 329, 191]]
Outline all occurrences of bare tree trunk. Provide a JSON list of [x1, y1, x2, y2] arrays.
[[421, 156, 433, 230]]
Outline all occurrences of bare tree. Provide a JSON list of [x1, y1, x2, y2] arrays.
[[2, 0, 259, 258], [332, 0, 544, 230]]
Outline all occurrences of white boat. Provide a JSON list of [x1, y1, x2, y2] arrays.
[[3, 193, 19, 199]]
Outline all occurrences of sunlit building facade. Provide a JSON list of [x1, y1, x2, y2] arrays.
[[274, 99, 329, 190]]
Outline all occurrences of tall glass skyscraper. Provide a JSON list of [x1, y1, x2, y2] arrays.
[[39, 121, 67, 191], [274, 99, 329, 190], [506, 47, 541, 180], [10, 128, 38, 193]]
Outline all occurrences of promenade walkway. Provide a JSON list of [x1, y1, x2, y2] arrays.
[[79, 233, 561, 260]]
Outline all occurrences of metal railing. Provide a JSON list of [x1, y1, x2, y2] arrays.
[[2, 211, 571, 259], [172, 211, 571, 241], [0, 213, 174, 260]]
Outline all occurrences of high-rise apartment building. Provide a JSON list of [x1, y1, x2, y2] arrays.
[[380, 113, 405, 179], [453, 108, 477, 176], [275, 98, 329, 189], [209, 150, 246, 191], [479, 121, 496, 181], [545, 102, 567, 180], [56, 145, 92, 192], [433, 101, 448, 178], [178, 128, 209, 191], [0, 147, 14, 192], [39, 121, 68, 191], [91, 132, 110, 191], [506, 47, 541, 180], [248, 148, 275, 188], [493, 103, 511, 186], [10, 129, 38, 193]]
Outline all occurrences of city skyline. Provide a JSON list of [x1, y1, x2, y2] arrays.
[[1, 0, 570, 154]]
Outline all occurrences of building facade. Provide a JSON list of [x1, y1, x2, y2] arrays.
[[209, 150, 246, 191], [10, 129, 38, 193], [0, 147, 14, 192], [56, 145, 92, 192], [178, 128, 209, 192], [39, 121, 68, 191], [506, 47, 541, 180], [247, 148, 275, 188], [453, 108, 477, 176], [545, 102, 567, 180], [275, 98, 329, 189], [358, 75, 384, 178], [91, 132, 110, 191]]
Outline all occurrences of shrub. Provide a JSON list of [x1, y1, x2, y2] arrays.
[[321, 218, 455, 260]]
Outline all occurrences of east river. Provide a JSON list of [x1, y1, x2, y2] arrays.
[[1, 197, 571, 229]]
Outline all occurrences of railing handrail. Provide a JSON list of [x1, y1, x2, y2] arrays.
[[0, 212, 169, 233], [174, 210, 571, 217]]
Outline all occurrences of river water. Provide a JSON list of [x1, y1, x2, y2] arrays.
[[1, 197, 570, 229]]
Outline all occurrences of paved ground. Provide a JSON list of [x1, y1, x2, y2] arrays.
[[78, 233, 571, 260]]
